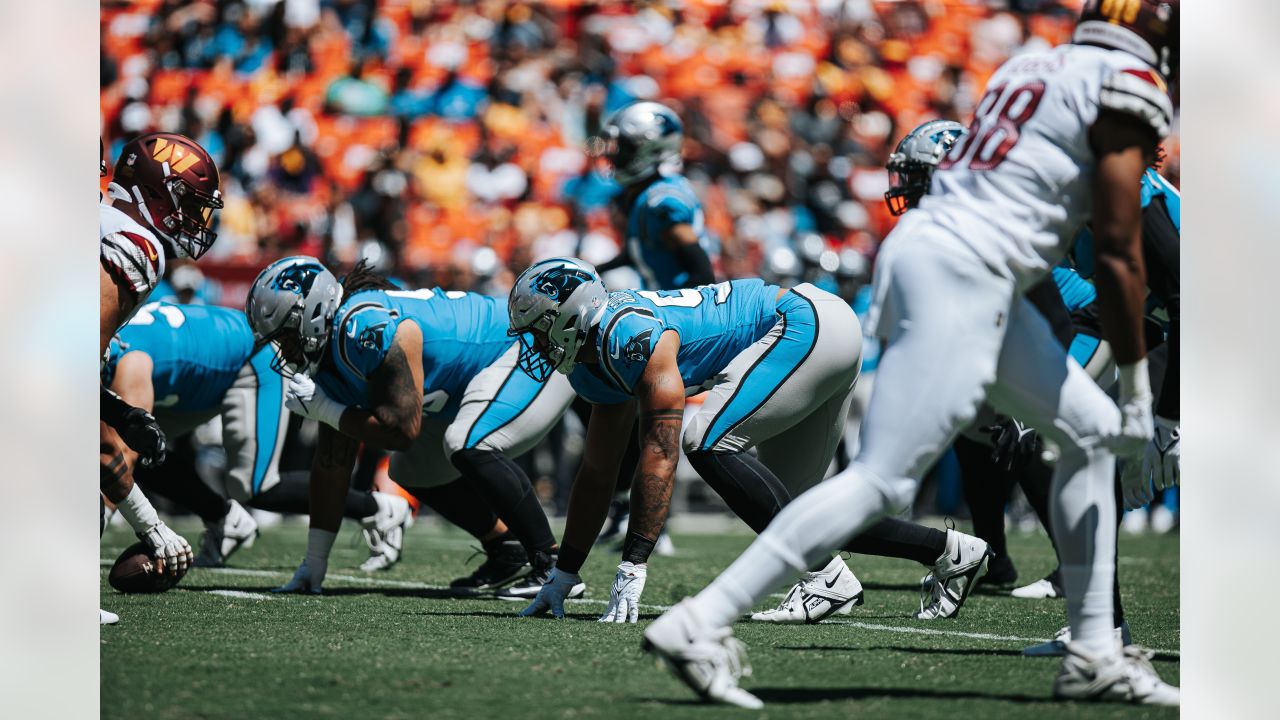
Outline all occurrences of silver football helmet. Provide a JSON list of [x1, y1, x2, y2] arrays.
[[884, 119, 966, 216], [245, 256, 343, 376], [601, 101, 684, 187], [508, 257, 608, 382]]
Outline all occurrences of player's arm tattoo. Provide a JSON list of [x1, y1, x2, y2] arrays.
[[365, 341, 423, 449], [629, 406, 683, 539]]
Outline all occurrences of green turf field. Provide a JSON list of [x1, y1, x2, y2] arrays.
[[101, 518, 1178, 719]]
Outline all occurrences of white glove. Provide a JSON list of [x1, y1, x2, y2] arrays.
[[285, 373, 346, 429], [1147, 416, 1180, 491], [599, 561, 647, 624], [1109, 360, 1154, 460], [137, 521, 193, 577], [272, 528, 336, 594], [272, 558, 326, 594], [519, 568, 582, 619]]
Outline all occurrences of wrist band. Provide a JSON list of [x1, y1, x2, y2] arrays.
[[621, 531, 656, 565]]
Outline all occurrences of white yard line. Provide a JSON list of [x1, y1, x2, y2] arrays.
[[205, 590, 271, 600], [116, 564, 1181, 658]]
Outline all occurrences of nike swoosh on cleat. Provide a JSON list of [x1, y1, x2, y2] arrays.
[[824, 576, 841, 589]]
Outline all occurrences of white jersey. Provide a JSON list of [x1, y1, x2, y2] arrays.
[[100, 203, 166, 321], [915, 43, 1173, 290]]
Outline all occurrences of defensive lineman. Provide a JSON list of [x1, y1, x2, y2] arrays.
[[644, 0, 1179, 707]]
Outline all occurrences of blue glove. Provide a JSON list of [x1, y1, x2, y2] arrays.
[[519, 568, 582, 619]]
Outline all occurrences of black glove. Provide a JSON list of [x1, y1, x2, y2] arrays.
[[102, 387, 167, 468], [983, 417, 1041, 472], [119, 406, 167, 469]]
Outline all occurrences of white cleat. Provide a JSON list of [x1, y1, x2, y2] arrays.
[[360, 492, 412, 571], [1053, 642, 1179, 706], [914, 529, 991, 620], [1121, 508, 1148, 535], [1025, 622, 1131, 657], [642, 599, 763, 709], [1149, 505, 1176, 534], [654, 532, 677, 557], [1011, 576, 1063, 599], [195, 500, 259, 568], [750, 556, 863, 624], [100, 608, 120, 625]]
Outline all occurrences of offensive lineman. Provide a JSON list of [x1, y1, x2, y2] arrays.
[[246, 258, 578, 597], [102, 301, 412, 569], [508, 258, 862, 622], [643, 0, 1180, 707], [100, 132, 223, 622]]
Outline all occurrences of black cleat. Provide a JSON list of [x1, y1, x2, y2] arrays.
[[496, 550, 586, 600], [449, 540, 529, 596]]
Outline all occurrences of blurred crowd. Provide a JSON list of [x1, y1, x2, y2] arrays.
[[100, 0, 1179, 304]]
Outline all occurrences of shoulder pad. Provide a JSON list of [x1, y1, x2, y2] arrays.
[[598, 308, 665, 395], [335, 302, 401, 380], [1099, 67, 1172, 139]]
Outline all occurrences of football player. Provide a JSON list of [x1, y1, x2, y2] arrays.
[[592, 101, 717, 555], [643, 0, 1179, 707], [99, 132, 222, 622], [102, 301, 412, 569], [246, 258, 577, 597], [594, 101, 716, 290], [508, 258, 862, 623]]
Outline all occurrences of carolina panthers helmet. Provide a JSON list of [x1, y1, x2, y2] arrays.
[[601, 101, 684, 187], [245, 256, 343, 376], [1074, 0, 1178, 81], [884, 120, 967, 217], [508, 257, 608, 382]]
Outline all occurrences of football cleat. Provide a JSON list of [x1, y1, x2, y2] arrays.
[[449, 540, 529, 596], [1012, 574, 1064, 599], [1025, 622, 1132, 657], [359, 492, 412, 572], [1121, 507, 1149, 535], [496, 551, 585, 600], [1053, 642, 1179, 706], [654, 531, 677, 557], [194, 499, 259, 568], [100, 608, 120, 625], [914, 529, 991, 620], [750, 556, 863, 624], [597, 498, 630, 544], [642, 599, 763, 709]]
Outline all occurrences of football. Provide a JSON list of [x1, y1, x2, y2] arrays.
[[107, 541, 186, 594]]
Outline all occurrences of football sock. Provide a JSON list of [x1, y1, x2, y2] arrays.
[[689, 461, 900, 629], [410, 479, 501, 541], [451, 449, 557, 553], [1050, 445, 1117, 656], [955, 435, 1019, 559], [845, 517, 946, 567]]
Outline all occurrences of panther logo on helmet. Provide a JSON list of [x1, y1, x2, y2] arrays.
[[272, 262, 326, 296], [531, 266, 596, 302]]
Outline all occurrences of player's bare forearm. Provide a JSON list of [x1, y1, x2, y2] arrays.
[[1090, 112, 1155, 366], [628, 408, 682, 540], [100, 420, 133, 502], [560, 401, 635, 554], [310, 425, 359, 533]]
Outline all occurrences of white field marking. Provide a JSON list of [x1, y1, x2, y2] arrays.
[[205, 590, 270, 600], [122, 564, 1181, 658]]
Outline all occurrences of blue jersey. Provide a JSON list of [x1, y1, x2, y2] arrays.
[[317, 288, 513, 419], [569, 280, 781, 404], [105, 303, 256, 412], [625, 175, 713, 290], [1051, 265, 1097, 313], [1072, 169, 1180, 280]]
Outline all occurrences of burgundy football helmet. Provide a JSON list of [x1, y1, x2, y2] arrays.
[[1074, 0, 1179, 81], [110, 133, 223, 260]]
